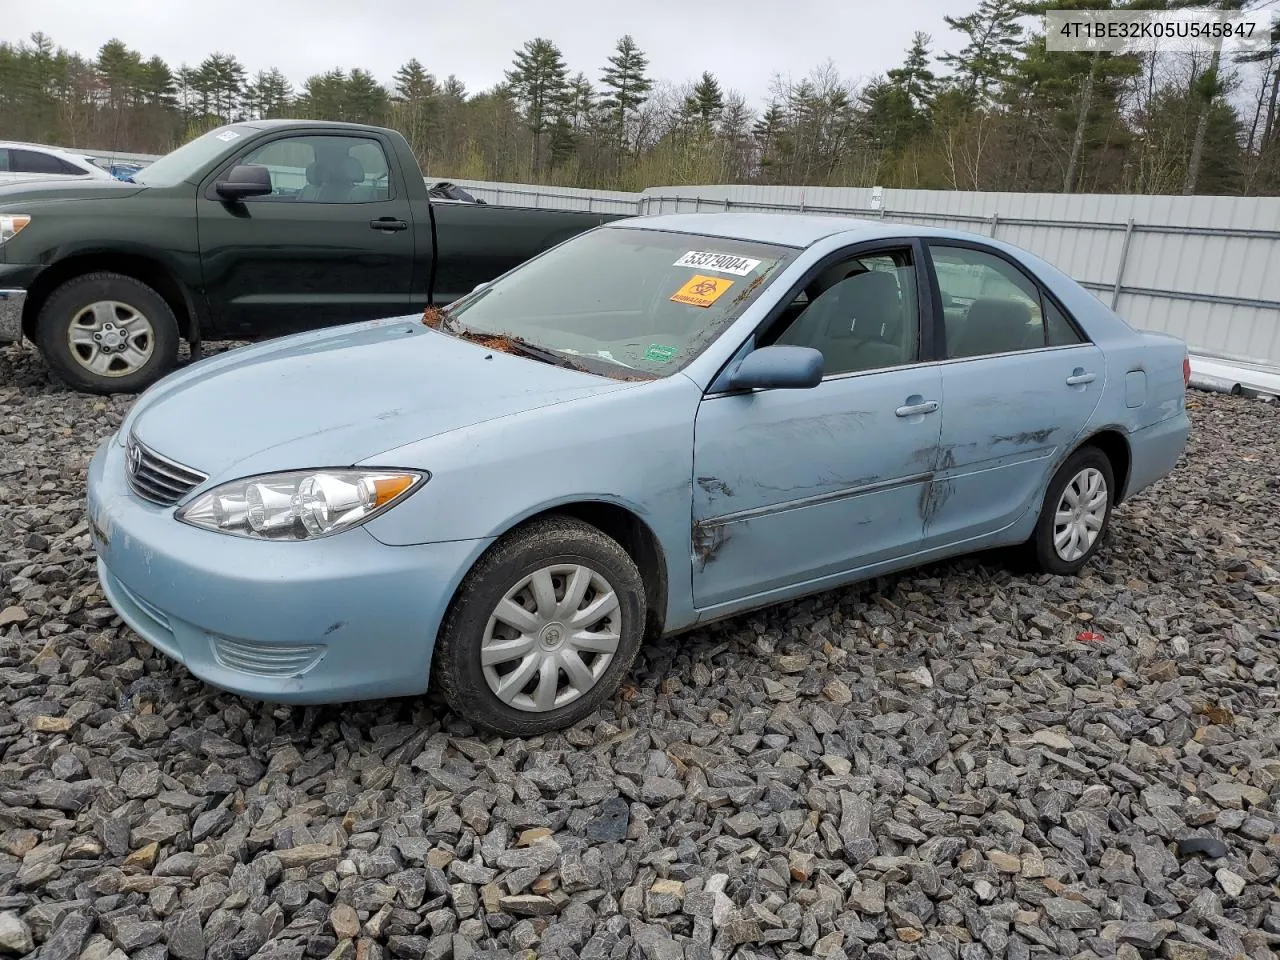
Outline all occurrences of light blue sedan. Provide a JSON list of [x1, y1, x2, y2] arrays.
[[85, 213, 1191, 736]]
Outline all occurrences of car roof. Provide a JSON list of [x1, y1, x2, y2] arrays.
[[611, 211, 994, 251], [0, 141, 87, 155]]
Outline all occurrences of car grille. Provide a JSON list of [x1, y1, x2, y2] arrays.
[[125, 433, 208, 506]]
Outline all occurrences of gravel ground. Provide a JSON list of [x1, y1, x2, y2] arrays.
[[2, 342, 1279, 960]]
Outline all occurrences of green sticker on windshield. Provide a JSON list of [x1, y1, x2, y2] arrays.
[[645, 344, 678, 363]]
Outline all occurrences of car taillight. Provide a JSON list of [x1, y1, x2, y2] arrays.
[[1183, 355, 1191, 386]]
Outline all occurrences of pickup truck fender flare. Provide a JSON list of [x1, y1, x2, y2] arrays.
[[22, 249, 205, 344]]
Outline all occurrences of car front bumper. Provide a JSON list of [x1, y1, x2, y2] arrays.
[[86, 435, 494, 705], [0, 289, 24, 344]]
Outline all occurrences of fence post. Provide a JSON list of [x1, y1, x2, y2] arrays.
[[989, 213, 1000, 238], [724, 198, 730, 211], [1111, 218, 1136, 309], [695, 197, 702, 212], [588, 197, 593, 213]]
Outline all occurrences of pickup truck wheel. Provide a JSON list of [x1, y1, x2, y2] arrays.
[[36, 272, 180, 394], [433, 516, 646, 737]]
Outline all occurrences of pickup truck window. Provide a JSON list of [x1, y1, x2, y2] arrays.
[[443, 226, 797, 378], [240, 135, 393, 203]]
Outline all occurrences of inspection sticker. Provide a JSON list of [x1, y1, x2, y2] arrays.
[[670, 274, 734, 308], [644, 343, 678, 362], [673, 250, 761, 276], [215, 130, 241, 142]]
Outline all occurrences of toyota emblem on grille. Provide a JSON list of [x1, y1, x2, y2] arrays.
[[127, 438, 142, 475]]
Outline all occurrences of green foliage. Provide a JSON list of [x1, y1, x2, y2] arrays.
[[1, 6, 1278, 195]]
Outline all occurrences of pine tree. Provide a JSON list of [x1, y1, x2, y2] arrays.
[[599, 35, 652, 150], [394, 58, 437, 102], [505, 38, 571, 173], [939, 0, 1024, 104], [244, 68, 292, 120], [683, 71, 725, 132], [887, 32, 938, 112]]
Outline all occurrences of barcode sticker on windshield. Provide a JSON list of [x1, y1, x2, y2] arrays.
[[215, 130, 241, 142], [673, 251, 761, 276]]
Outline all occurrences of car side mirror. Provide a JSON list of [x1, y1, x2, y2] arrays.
[[726, 345, 824, 391], [215, 164, 273, 201]]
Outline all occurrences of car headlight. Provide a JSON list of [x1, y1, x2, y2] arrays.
[[175, 468, 427, 540], [0, 215, 31, 245]]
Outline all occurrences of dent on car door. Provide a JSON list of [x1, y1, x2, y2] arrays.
[[921, 241, 1105, 548], [690, 243, 944, 613]]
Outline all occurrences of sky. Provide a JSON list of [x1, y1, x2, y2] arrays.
[[6, 0, 971, 107]]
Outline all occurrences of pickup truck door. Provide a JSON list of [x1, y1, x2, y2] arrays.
[[196, 131, 417, 339]]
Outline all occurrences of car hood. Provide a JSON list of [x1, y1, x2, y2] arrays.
[[127, 318, 635, 483], [0, 177, 147, 205]]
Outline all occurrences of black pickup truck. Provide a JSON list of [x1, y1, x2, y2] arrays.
[[0, 119, 627, 394]]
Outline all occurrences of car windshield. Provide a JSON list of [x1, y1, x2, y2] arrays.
[[441, 226, 798, 379], [131, 125, 258, 187]]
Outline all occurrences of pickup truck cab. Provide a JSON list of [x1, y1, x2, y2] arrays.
[[0, 119, 624, 394]]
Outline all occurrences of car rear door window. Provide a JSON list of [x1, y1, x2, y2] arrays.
[[929, 244, 1049, 359], [9, 149, 84, 176]]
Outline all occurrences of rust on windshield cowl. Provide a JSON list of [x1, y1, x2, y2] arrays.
[[422, 303, 654, 381]]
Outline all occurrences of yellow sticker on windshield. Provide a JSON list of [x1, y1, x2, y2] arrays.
[[671, 274, 734, 308]]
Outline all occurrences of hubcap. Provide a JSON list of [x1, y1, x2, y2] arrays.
[[480, 563, 622, 713], [68, 301, 155, 377], [1053, 467, 1108, 562]]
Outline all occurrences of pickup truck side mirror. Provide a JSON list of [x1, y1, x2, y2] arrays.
[[215, 164, 273, 201]]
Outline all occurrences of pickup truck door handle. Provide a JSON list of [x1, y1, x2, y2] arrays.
[[895, 399, 940, 418], [1066, 369, 1096, 386], [370, 218, 408, 231]]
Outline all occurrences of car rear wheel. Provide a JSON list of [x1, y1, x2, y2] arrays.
[[432, 516, 646, 736], [1028, 445, 1115, 575], [36, 272, 180, 394]]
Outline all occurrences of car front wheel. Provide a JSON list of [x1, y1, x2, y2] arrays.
[[1029, 445, 1115, 575], [433, 516, 646, 736]]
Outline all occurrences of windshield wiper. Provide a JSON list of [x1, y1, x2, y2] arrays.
[[438, 316, 589, 372]]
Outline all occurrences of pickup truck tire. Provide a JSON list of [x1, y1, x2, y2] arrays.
[[432, 515, 646, 737], [35, 272, 180, 395]]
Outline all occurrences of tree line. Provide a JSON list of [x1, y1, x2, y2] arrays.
[[1, 0, 1278, 196]]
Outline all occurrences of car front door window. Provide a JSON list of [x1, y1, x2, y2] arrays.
[[771, 252, 919, 375]]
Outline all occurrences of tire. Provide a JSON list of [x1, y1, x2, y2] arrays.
[[35, 272, 181, 395], [1027, 445, 1116, 575], [433, 515, 647, 737]]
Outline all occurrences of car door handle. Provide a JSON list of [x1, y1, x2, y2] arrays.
[[1066, 371, 1096, 385], [370, 218, 408, 231], [895, 400, 939, 417]]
